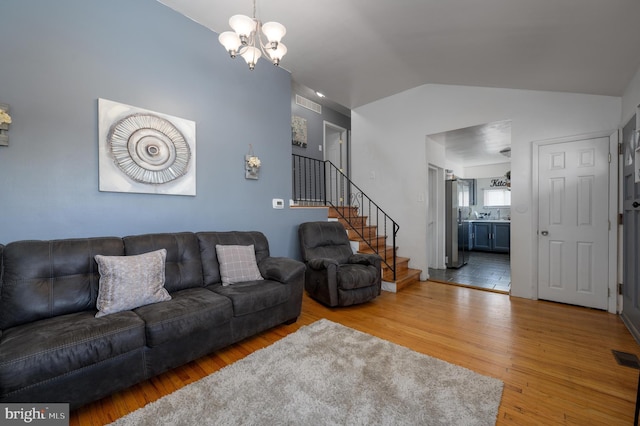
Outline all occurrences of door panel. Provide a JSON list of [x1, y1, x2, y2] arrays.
[[621, 114, 640, 340], [538, 136, 609, 310]]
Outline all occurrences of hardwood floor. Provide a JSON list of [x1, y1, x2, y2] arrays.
[[71, 282, 639, 425]]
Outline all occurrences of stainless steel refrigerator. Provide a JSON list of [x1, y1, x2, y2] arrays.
[[445, 179, 469, 269]]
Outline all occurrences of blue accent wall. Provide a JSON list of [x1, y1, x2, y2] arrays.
[[0, 0, 326, 257]]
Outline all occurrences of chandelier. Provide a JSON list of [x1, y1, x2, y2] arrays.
[[218, 0, 287, 70]]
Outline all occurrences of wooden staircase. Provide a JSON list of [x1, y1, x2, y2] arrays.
[[328, 206, 422, 292]]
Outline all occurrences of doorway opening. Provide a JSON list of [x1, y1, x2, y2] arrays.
[[426, 120, 512, 294], [323, 121, 348, 205]]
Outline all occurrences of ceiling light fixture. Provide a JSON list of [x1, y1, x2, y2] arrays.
[[218, 0, 287, 70]]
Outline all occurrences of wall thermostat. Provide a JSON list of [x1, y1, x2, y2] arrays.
[[272, 198, 284, 209]]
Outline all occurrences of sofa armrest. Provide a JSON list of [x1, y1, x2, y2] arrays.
[[349, 253, 382, 267], [259, 257, 305, 283], [306, 258, 339, 270]]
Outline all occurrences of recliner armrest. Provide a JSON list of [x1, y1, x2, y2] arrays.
[[307, 258, 339, 270], [349, 253, 382, 267], [259, 257, 306, 283]]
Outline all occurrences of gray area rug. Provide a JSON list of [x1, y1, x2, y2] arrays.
[[111, 319, 503, 425]]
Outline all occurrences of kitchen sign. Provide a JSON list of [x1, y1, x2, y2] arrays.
[[490, 177, 509, 187]]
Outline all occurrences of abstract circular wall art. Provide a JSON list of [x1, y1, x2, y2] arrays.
[[98, 98, 196, 196], [108, 113, 191, 184]]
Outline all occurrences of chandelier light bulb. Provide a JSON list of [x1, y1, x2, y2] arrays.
[[229, 14, 256, 43], [218, 31, 242, 57], [261, 21, 286, 48], [240, 46, 262, 70], [268, 43, 287, 66]]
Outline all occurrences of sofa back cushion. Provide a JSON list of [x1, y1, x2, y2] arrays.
[[123, 232, 203, 293], [299, 221, 353, 264], [0, 237, 124, 330], [197, 232, 270, 286]]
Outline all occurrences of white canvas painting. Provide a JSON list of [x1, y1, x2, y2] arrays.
[[98, 98, 196, 196]]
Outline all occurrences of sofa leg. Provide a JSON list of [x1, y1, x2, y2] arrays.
[[284, 317, 298, 325]]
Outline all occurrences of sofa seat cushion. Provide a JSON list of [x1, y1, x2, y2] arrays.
[[209, 280, 289, 317], [133, 288, 233, 348], [0, 310, 145, 397], [338, 264, 379, 290]]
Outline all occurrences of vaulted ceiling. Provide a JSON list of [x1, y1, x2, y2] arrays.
[[159, 0, 640, 111]]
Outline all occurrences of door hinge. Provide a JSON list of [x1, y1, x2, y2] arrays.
[[619, 143, 623, 155], [339, 139, 343, 145], [619, 213, 624, 225], [619, 283, 623, 295], [608, 153, 612, 163]]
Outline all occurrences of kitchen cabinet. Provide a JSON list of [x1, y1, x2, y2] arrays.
[[492, 223, 510, 252], [472, 221, 510, 253]]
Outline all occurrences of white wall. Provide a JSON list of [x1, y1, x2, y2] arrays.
[[622, 66, 640, 125], [352, 84, 620, 299], [464, 162, 511, 179]]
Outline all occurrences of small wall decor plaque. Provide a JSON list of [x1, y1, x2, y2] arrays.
[[0, 103, 11, 146], [98, 98, 196, 196], [245, 144, 261, 180]]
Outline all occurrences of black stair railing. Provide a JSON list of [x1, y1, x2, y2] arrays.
[[292, 154, 400, 281]]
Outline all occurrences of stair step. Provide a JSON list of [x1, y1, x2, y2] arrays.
[[337, 216, 367, 227], [358, 236, 387, 251], [346, 225, 378, 239], [329, 206, 359, 218], [393, 268, 422, 291], [382, 256, 410, 275], [382, 260, 410, 282], [360, 245, 395, 261]]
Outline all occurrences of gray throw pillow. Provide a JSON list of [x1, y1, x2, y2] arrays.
[[94, 248, 171, 318], [215, 244, 264, 285]]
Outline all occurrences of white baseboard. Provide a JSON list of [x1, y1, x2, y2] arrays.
[[381, 281, 396, 293]]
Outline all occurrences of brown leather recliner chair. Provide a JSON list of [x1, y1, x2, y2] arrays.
[[298, 221, 382, 307]]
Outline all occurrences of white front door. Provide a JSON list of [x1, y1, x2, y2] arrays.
[[537, 135, 610, 310]]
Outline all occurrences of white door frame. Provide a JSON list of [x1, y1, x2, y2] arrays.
[[323, 121, 348, 171], [324, 121, 348, 206], [531, 130, 618, 313], [427, 164, 446, 271]]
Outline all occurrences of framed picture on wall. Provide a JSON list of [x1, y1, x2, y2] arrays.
[[292, 115, 307, 148], [98, 98, 196, 196]]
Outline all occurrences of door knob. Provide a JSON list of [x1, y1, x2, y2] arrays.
[[540, 230, 549, 236], [634, 201, 640, 208]]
